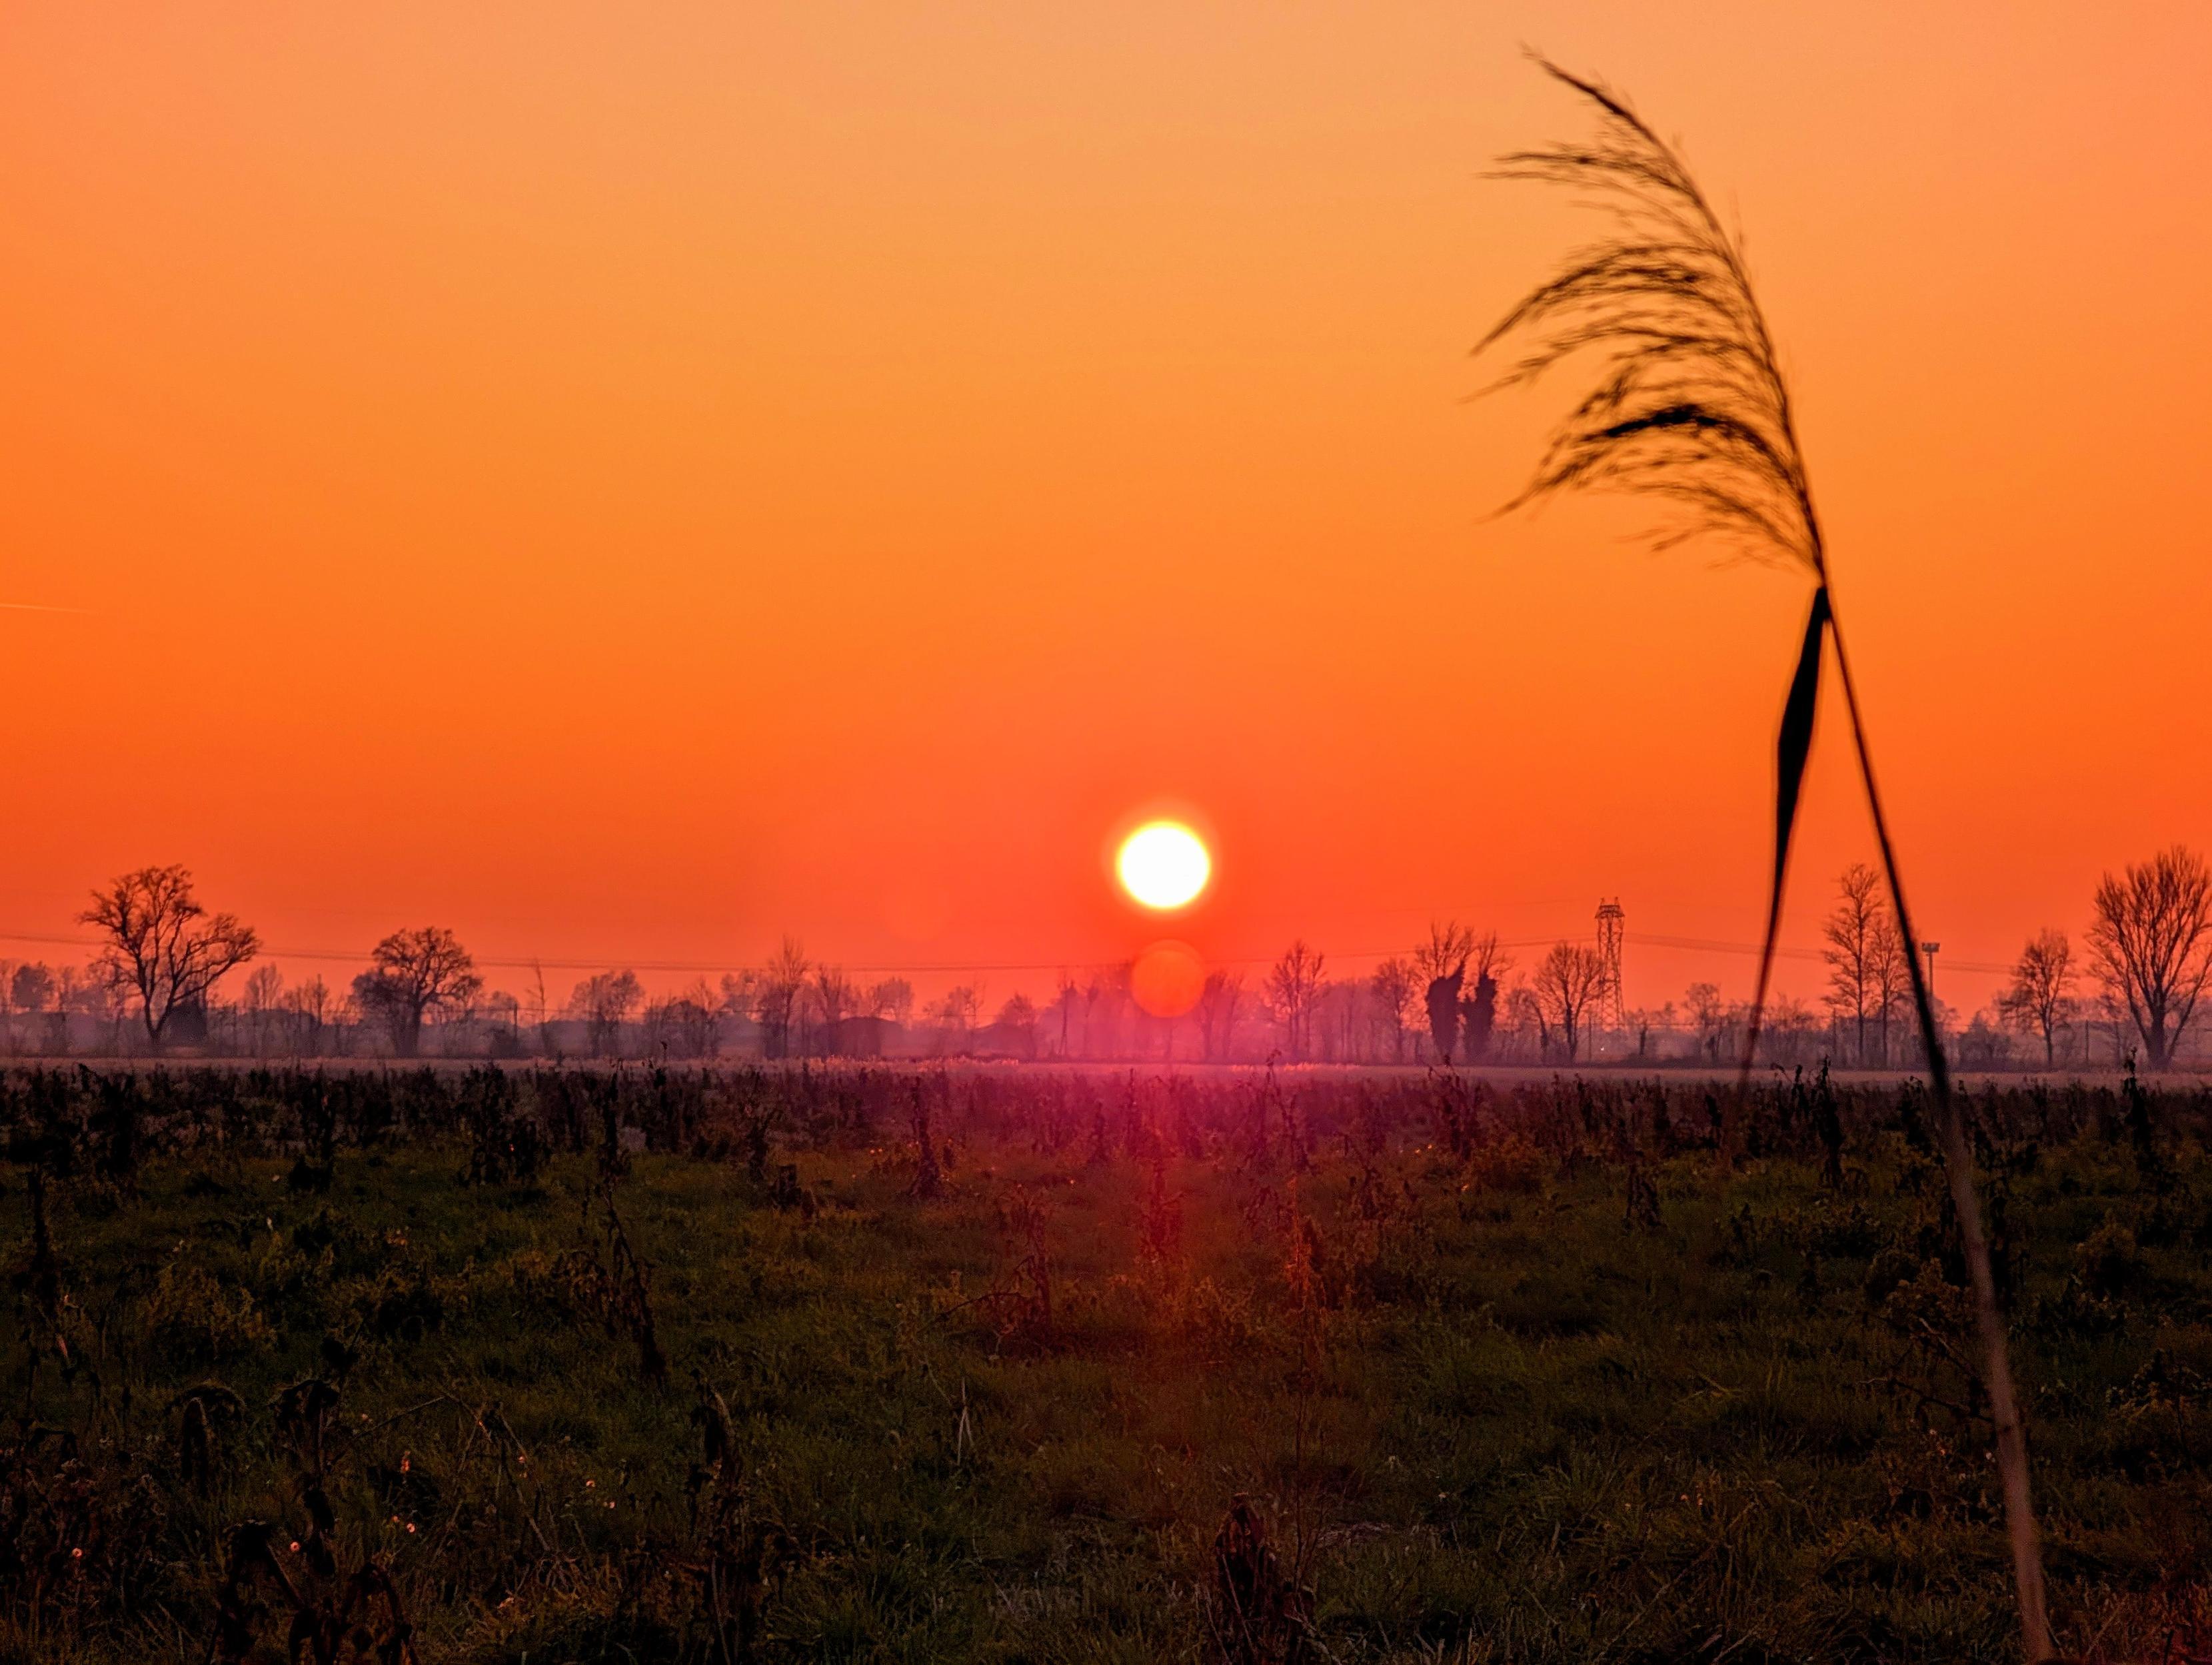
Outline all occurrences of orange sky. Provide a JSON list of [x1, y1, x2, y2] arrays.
[[3, 5, 2208, 1015]]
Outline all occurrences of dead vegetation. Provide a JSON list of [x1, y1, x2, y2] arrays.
[[1, 1061, 2209, 1661]]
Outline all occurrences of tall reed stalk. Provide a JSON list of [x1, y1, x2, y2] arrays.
[[1477, 57, 2052, 1659]]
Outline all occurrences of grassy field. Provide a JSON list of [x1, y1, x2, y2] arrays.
[[5, 1065, 2211, 1662]]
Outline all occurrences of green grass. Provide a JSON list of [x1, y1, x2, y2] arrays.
[[5, 1075, 2211, 1662]]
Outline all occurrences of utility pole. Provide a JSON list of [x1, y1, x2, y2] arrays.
[[1921, 941, 1940, 1000]]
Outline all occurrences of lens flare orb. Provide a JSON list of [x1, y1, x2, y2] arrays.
[[1115, 821, 1211, 910], [1131, 940, 1206, 1018]]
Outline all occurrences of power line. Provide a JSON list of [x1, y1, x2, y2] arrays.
[[0, 923, 2015, 982]]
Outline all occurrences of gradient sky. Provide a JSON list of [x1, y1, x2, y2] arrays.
[[3, 5, 2207, 1014]]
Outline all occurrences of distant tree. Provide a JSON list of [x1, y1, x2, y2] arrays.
[[1370, 958, 1419, 1063], [640, 995, 686, 1057], [330, 991, 361, 1057], [481, 986, 522, 1035], [754, 937, 810, 1059], [1425, 963, 1464, 1063], [50, 966, 85, 1055], [1052, 975, 1082, 1057], [1531, 941, 1608, 1062], [867, 977, 914, 1025], [996, 991, 1037, 1032], [672, 977, 722, 1057], [242, 963, 285, 1057], [285, 975, 331, 1056], [928, 984, 982, 1048], [1504, 983, 1547, 1061], [1626, 1002, 1675, 1060], [719, 969, 760, 1030], [1196, 969, 1243, 1062], [2088, 845, 2212, 1070], [1082, 967, 1129, 1059], [1957, 1009, 2012, 1071], [1997, 929, 2077, 1069], [568, 969, 643, 1058], [1468, 931, 1515, 987], [352, 927, 481, 1058], [811, 964, 859, 1048], [1313, 978, 1366, 1062], [81, 972, 129, 1053], [1263, 940, 1327, 1061], [1683, 981, 1728, 1063], [10, 961, 53, 1017], [1821, 863, 1885, 1066], [1458, 969, 1500, 1063], [1867, 913, 1913, 1069], [1761, 994, 1818, 1067], [1414, 921, 1476, 985], [81, 865, 259, 1047]]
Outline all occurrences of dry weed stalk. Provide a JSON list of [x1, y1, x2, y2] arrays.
[[1480, 56, 2051, 1658], [1208, 1494, 1314, 1665]]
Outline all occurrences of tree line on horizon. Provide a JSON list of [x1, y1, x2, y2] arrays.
[[2, 849, 2207, 1071]]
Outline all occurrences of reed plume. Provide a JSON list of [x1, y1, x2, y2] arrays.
[[1478, 55, 2053, 1660]]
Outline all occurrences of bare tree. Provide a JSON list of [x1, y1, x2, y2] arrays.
[[811, 964, 859, 1054], [82, 865, 259, 1048], [283, 975, 331, 1057], [1997, 930, 2077, 1070], [1082, 967, 1128, 1059], [1530, 941, 1608, 1062], [1413, 921, 1476, 985], [719, 969, 760, 1032], [1683, 981, 1728, 1064], [1503, 983, 1548, 1061], [2089, 845, 2212, 1071], [10, 961, 52, 1018], [1761, 993, 1818, 1068], [480, 989, 523, 1054], [1262, 940, 1326, 1061], [928, 984, 982, 1051], [754, 937, 810, 1060], [568, 969, 643, 1059], [1195, 968, 1242, 1062], [994, 991, 1038, 1049], [867, 977, 914, 1025], [242, 963, 284, 1058], [1370, 957, 1419, 1063], [1468, 931, 1514, 988], [1867, 913, 1912, 1069], [353, 927, 482, 1058], [1626, 1002, 1674, 1061], [673, 976, 722, 1057], [1821, 863, 1885, 1066]]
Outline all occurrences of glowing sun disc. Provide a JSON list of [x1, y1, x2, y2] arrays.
[[1117, 821, 1211, 910]]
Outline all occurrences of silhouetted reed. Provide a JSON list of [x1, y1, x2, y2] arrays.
[[1478, 56, 2051, 1658]]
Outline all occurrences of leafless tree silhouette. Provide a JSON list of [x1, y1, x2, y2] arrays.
[[1999, 929, 2078, 1070], [1821, 863, 1885, 1066], [1530, 940, 1607, 1063], [354, 926, 482, 1058], [1480, 57, 2051, 1657], [82, 865, 259, 1047], [1263, 941, 1327, 1062], [2088, 845, 2212, 1071]]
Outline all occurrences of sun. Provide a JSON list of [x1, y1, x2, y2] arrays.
[[1116, 821, 1211, 910]]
